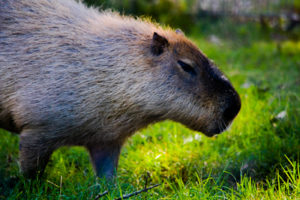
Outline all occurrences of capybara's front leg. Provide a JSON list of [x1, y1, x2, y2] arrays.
[[19, 130, 56, 178], [87, 141, 122, 179]]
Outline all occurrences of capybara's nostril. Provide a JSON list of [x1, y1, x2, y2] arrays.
[[223, 93, 241, 122]]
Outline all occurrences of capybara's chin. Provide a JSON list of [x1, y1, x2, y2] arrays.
[[186, 122, 227, 137], [201, 124, 229, 137]]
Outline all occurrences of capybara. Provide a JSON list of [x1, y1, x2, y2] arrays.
[[0, 0, 241, 178]]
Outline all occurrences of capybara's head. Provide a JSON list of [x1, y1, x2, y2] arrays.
[[141, 31, 241, 137]]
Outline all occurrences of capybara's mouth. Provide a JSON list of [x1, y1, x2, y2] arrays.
[[206, 125, 229, 136], [200, 127, 224, 137], [190, 120, 231, 137]]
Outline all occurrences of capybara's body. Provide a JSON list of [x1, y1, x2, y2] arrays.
[[0, 0, 241, 178]]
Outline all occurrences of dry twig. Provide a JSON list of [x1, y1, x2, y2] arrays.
[[114, 184, 161, 200], [94, 173, 159, 200], [94, 190, 108, 200]]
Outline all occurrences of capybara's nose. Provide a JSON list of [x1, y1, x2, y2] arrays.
[[223, 92, 241, 123]]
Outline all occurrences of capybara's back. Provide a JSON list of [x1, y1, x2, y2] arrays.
[[0, 0, 241, 178]]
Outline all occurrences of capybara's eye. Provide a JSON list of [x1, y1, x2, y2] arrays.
[[177, 60, 196, 76]]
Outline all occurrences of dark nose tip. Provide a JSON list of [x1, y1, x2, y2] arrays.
[[223, 92, 241, 122]]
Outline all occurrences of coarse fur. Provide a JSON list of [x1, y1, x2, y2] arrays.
[[0, 0, 241, 178]]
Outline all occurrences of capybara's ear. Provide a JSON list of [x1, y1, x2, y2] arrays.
[[151, 32, 169, 56], [175, 29, 184, 36]]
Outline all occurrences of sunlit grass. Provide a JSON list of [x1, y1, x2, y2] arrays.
[[0, 23, 299, 199]]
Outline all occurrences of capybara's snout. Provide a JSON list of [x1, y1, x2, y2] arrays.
[[178, 61, 241, 137], [206, 87, 241, 136], [205, 65, 241, 135], [222, 90, 241, 124]]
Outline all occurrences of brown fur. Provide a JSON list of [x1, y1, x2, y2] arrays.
[[0, 0, 241, 178]]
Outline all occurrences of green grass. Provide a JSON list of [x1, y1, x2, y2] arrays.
[[0, 21, 299, 199]]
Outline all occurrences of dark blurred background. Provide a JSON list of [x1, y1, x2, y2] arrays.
[[83, 0, 300, 40]]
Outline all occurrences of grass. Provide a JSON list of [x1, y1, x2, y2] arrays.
[[0, 19, 299, 199]]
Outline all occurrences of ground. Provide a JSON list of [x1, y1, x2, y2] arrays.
[[0, 20, 299, 199]]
